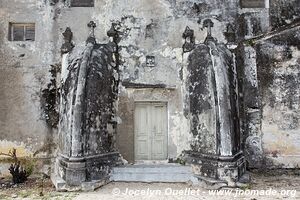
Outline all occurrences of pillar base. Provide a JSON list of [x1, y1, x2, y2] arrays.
[[183, 151, 247, 187], [51, 173, 109, 191], [52, 152, 123, 191]]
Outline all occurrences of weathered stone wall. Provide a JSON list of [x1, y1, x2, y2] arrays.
[[0, 0, 300, 174], [256, 27, 300, 168], [237, 44, 264, 168], [236, 0, 300, 169], [0, 0, 58, 166], [270, 0, 300, 30]]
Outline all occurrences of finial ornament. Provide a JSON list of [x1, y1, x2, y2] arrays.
[[182, 26, 195, 53], [87, 21, 97, 37], [61, 27, 74, 54], [86, 21, 97, 44], [203, 19, 216, 43], [107, 23, 119, 43]]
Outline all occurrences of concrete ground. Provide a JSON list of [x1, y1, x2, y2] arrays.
[[0, 172, 300, 199], [74, 173, 300, 200]]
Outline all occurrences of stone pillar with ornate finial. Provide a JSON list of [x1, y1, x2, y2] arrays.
[[53, 21, 123, 191], [182, 20, 248, 188]]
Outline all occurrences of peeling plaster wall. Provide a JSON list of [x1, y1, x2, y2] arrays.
[[270, 0, 300, 30], [256, 28, 300, 168], [0, 0, 220, 165], [0, 0, 300, 172], [55, 0, 238, 87], [51, 0, 239, 162], [237, 44, 264, 168], [0, 0, 58, 164]]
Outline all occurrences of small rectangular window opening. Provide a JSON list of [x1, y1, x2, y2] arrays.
[[9, 23, 35, 41]]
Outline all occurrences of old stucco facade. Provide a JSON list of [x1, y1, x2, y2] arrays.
[[0, 0, 300, 189]]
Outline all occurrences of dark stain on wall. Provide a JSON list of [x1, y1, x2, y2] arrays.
[[41, 64, 60, 128], [256, 29, 300, 106], [187, 45, 213, 153], [270, 0, 300, 30], [84, 44, 119, 155]]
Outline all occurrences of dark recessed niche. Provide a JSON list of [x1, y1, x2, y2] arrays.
[[70, 0, 94, 7], [146, 56, 155, 67], [240, 0, 265, 8]]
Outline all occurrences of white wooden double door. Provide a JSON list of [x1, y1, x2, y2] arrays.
[[134, 102, 168, 160]]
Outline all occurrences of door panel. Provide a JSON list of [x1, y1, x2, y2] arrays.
[[151, 105, 167, 160], [134, 102, 167, 161], [134, 105, 150, 160]]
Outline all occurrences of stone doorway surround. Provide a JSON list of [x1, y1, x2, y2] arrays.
[[116, 85, 188, 164]]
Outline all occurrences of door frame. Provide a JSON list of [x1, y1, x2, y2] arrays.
[[133, 101, 169, 163]]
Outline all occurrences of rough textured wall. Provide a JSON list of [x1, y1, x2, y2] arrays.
[[0, 0, 59, 167], [237, 44, 264, 168], [1, 0, 225, 165], [256, 27, 300, 168], [0, 0, 300, 172], [56, 39, 122, 186], [186, 41, 241, 156], [270, 0, 300, 30], [106, 0, 239, 162], [59, 42, 119, 157], [187, 44, 217, 155], [237, 1, 300, 168]]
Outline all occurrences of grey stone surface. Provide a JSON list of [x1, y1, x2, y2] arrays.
[[182, 29, 246, 185], [55, 24, 122, 189], [0, 0, 300, 188], [110, 164, 194, 183]]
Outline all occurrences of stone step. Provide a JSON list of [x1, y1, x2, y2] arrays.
[[110, 164, 194, 183], [112, 164, 192, 174]]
